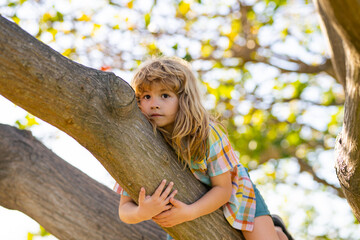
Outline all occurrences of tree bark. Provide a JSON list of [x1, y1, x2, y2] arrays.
[[314, 0, 360, 221], [0, 124, 166, 240], [313, 1, 346, 87], [0, 15, 244, 239]]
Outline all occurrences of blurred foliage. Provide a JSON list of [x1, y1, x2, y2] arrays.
[[1, 0, 356, 239], [27, 225, 51, 240], [15, 114, 39, 130]]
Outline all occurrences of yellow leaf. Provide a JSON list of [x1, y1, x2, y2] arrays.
[[281, 28, 288, 40], [251, 110, 264, 125], [42, 12, 52, 22], [231, 20, 241, 35], [12, 15, 20, 24], [243, 114, 252, 125], [144, 13, 151, 27], [178, 1, 190, 15], [62, 48, 73, 57], [27, 233, 33, 240], [48, 28, 57, 41], [91, 23, 101, 36], [77, 13, 91, 22], [26, 114, 39, 127], [266, 171, 276, 179], [201, 44, 213, 58], [15, 120, 26, 130], [127, 0, 133, 8]]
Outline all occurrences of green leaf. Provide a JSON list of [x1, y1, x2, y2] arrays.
[[55, 11, 64, 22], [183, 52, 192, 61]]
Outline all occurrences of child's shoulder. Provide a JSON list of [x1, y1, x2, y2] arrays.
[[208, 122, 228, 142]]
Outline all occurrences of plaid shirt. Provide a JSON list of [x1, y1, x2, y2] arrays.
[[114, 123, 256, 236]]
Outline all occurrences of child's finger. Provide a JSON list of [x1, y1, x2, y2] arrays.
[[154, 218, 172, 228], [152, 218, 166, 227], [164, 204, 173, 211], [138, 187, 145, 204], [153, 179, 167, 197], [160, 181, 174, 199], [165, 190, 178, 202], [169, 197, 180, 207], [154, 209, 171, 220]]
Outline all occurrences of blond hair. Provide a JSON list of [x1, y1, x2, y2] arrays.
[[131, 57, 216, 165]]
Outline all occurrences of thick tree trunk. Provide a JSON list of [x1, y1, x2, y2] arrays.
[[0, 16, 244, 239], [0, 124, 166, 240], [314, 0, 360, 221]]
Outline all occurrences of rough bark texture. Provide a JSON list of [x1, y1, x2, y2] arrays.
[[314, 0, 360, 221], [0, 124, 166, 240], [0, 16, 244, 239], [314, 1, 346, 87]]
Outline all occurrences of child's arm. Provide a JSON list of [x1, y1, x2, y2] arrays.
[[152, 171, 232, 227], [118, 180, 177, 224]]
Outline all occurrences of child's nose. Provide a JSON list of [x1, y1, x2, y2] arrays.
[[151, 105, 159, 109], [150, 99, 160, 109]]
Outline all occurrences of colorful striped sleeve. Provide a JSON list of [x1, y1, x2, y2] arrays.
[[113, 182, 130, 196], [206, 124, 240, 177]]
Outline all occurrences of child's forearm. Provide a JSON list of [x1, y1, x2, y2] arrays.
[[188, 185, 232, 220], [118, 202, 145, 224], [151, 173, 232, 227]]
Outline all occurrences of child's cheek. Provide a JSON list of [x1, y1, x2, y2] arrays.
[[138, 105, 147, 115]]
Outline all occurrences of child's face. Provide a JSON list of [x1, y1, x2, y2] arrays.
[[138, 82, 179, 133]]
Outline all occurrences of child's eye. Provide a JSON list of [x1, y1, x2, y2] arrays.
[[162, 94, 170, 98], [143, 95, 151, 100]]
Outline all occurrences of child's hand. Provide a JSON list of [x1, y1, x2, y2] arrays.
[[152, 197, 193, 227], [136, 180, 177, 221]]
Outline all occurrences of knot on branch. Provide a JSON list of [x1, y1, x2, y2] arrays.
[[99, 71, 137, 119], [335, 131, 360, 195]]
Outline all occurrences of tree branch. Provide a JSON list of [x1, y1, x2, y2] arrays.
[[313, 0, 347, 87], [0, 124, 166, 240], [314, 0, 360, 222], [295, 157, 344, 198], [316, 0, 360, 53]]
